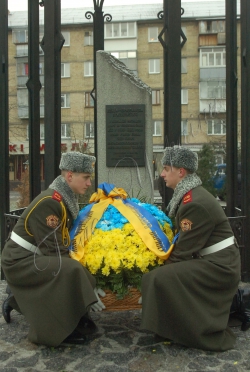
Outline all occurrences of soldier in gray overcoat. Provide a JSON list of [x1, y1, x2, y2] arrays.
[[2, 152, 104, 346], [140, 146, 241, 351]]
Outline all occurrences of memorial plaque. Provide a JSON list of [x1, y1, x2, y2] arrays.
[[106, 104, 145, 167]]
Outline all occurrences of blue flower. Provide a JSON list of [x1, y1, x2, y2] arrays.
[[93, 200, 172, 231]]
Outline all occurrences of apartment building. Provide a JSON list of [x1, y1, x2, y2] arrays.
[[7, 1, 241, 184]]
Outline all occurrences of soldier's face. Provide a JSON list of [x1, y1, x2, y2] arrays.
[[67, 172, 92, 194], [161, 166, 182, 190]]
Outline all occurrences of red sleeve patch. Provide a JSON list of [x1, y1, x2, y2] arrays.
[[183, 190, 192, 204], [52, 191, 63, 202]]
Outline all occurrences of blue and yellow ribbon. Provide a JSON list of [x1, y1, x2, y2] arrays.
[[70, 183, 175, 261]]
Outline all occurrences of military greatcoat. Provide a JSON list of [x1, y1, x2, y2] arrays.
[[141, 185, 241, 351], [2, 188, 97, 347]]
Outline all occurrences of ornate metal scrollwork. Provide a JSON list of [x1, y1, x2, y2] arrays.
[[157, 7, 185, 19], [104, 14, 112, 22], [157, 11, 164, 20], [85, 11, 94, 20], [86, 11, 112, 22], [180, 28, 187, 48], [157, 6, 187, 49], [90, 88, 96, 102], [93, 0, 104, 10], [158, 25, 168, 50]]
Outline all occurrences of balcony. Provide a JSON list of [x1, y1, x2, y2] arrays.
[[17, 75, 44, 87], [199, 99, 226, 114], [18, 105, 45, 119], [200, 67, 226, 81], [16, 45, 44, 57]]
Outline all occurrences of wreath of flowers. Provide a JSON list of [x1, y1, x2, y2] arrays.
[[71, 194, 174, 299]]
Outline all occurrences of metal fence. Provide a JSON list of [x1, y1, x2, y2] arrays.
[[1, 205, 247, 281]]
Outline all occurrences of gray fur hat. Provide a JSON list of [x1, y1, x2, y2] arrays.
[[161, 146, 198, 172], [59, 152, 96, 173]]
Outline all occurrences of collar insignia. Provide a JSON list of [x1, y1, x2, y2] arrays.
[[52, 191, 62, 202], [183, 190, 192, 204]]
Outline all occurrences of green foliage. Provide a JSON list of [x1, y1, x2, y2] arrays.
[[196, 143, 217, 196], [92, 262, 161, 299]]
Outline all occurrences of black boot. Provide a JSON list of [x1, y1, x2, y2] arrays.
[[230, 288, 250, 331], [76, 314, 98, 335], [2, 285, 14, 323], [63, 330, 87, 345]]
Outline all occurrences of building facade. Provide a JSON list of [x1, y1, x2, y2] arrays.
[[7, 1, 241, 185]]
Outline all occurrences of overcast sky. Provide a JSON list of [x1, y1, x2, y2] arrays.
[[8, 0, 219, 12]]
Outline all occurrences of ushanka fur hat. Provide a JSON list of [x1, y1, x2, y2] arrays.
[[161, 146, 198, 172], [59, 152, 96, 173]]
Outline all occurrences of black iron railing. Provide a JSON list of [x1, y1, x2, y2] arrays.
[[1, 205, 247, 281], [229, 208, 247, 281], [1, 208, 26, 279]]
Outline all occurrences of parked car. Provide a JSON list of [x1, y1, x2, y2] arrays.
[[213, 163, 241, 207], [213, 164, 226, 193]]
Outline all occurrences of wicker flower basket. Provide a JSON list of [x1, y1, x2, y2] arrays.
[[102, 288, 142, 312]]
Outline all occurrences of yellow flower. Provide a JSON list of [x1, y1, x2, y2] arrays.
[[77, 220, 173, 283]]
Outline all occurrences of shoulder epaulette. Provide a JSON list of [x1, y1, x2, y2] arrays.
[[52, 191, 63, 202], [183, 190, 192, 204]]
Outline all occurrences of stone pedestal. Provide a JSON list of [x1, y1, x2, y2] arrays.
[[96, 51, 153, 202]]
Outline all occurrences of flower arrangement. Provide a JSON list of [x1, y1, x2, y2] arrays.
[[70, 183, 174, 299]]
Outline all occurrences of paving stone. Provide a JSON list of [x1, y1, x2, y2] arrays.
[[1, 278, 250, 372]]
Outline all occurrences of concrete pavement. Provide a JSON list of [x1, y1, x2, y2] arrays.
[[1, 193, 249, 372], [1, 278, 250, 372]]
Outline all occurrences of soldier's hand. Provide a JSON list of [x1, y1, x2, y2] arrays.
[[91, 288, 106, 312]]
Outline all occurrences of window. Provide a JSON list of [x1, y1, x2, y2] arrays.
[[200, 81, 226, 99], [215, 155, 225, 165], [27, 124, 45, 139], [148, 27, 158, 42], [39, 29, 44, 42], [16, 45, 28, 57], [181, 58, 187, 73], [207, 119, 226, 135], [40, 94, 44, 106], [85, 122, 94, 138], [153, 121, 162, 136], [110, 51, 137, 73], [40, 124, 44, 139], [61, 63, 70, 78], [17, 62, 44, 76], [85, 92, 94, 107], [39, 63, 44, 75], [181, 120, 188, 135], [181, 89, 188, 104], [149, 59, 160, 74], [152, 90, 160, 105], [199, 20, 225, 34], [105, 22, 136, 38], [61, 124, 71, 138], [84, 61, 94, 76], [29, 123, 70, 139], [84, 31, 93, 46], [17, 63, 29, 76], [62, 31, 70, 46], [200, 47, 226, 67], [12, 29, 28, 43], [61, 94, 70, 108]]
